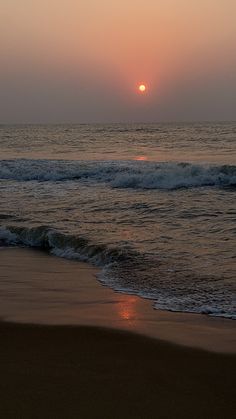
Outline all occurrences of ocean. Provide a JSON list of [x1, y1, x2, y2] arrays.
[[0, 122, 235, 319]]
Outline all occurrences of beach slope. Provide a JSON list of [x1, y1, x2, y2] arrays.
[[0, 322, 235, 419]]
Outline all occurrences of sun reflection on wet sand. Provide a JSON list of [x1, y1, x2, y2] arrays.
[[117, 296, 140, 322]]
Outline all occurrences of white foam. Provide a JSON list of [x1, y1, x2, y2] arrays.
[[0, 159, 235, 190]]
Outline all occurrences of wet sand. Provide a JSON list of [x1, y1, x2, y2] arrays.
[[0, 248, 235, 418], [0, 247, 235, 353]]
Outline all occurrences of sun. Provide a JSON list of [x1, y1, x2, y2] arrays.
[[138, 84, 146, 93]]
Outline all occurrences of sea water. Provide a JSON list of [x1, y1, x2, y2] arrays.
[[0, 123, 235, 318]]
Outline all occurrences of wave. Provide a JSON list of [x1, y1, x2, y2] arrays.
[[0, 225, 235, 320], [0, 159, 236, 190], [0, 225, 137, 266]]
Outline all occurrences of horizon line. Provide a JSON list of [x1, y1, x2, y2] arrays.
[[0, 120, 235, 126]]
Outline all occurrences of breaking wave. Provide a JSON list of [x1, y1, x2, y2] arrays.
[[0, 159, 236, 190], [0, 225, 137, 266]]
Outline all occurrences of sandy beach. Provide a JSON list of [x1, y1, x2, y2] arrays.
[[0, 322, 235, 419], [0, 248, 235, 353], [0, 248, 235, 418]]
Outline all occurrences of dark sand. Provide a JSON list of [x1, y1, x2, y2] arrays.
[[0, 248, 235, 418], [0, 322, 235, 419]]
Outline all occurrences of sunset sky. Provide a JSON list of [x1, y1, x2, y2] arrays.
[[1, 0, 236, 123]]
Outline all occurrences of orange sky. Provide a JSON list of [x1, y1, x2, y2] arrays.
[[1, 0, 236, 122]]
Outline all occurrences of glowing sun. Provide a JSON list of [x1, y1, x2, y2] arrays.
[[138, 84, 146, 93]]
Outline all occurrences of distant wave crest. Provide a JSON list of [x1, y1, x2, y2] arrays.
[[0, 159, 236, 190]]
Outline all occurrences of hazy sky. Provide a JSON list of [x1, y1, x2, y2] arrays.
[[1, 0, 236, 123]]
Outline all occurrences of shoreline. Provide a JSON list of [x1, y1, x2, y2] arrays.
[[0, 247, 235, 418], [0, 247, 235, 353]]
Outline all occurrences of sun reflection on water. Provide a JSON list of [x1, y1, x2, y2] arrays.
[[134, 156, 148, 161]]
